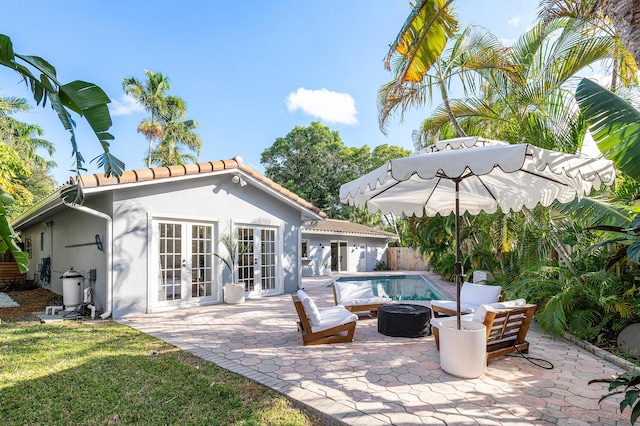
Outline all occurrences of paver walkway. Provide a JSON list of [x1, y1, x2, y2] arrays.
[[119, 272, 633, 425]]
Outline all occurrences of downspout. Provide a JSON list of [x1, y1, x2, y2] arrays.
[[62, 201, 113, 319]]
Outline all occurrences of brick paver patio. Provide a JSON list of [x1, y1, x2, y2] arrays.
[[119, 272, 633, 425]]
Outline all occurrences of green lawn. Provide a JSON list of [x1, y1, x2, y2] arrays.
[[0, 320, 320, 425]]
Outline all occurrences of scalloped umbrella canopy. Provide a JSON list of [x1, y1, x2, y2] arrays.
[[339, 136, 616, 327]]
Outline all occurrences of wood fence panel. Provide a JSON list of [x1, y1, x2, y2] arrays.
[[0, 262, 26, 285], [386, 247, 429, 271]]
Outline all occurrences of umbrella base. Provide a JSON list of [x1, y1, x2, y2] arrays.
[[439, 319, 486, 378]]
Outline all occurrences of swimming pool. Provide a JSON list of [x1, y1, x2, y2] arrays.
[[334, 275, 444, 301]]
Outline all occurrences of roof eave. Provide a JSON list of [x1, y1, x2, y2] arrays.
[[11, 187, 65, 229]]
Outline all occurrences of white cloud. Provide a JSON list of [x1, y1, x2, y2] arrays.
[[110, 94, 144, 116], [286, 88, 358, 125], [508, 16, 521, 27]]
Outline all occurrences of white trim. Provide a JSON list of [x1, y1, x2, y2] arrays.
[[147, 211, 222, 223]]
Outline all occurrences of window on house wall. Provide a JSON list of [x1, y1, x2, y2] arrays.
[[301, 239, 308, 258], [24, 237, 32, 259], [40, 232, 44, 251]]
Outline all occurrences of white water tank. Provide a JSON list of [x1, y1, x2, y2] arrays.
[[62, 268, 83, 311]]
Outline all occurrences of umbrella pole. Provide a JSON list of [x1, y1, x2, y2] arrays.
[[455, 179, 462, 330]]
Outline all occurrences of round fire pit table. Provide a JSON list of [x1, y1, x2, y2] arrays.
[[377, 303, 432, 338]]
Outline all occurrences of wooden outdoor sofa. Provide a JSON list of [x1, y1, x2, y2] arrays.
[[292, 290, 358, 346], [430, 300, 537, 361]]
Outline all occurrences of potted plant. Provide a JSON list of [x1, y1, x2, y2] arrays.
[[214, 230, 245, 304], [321, 259, 330, 276]]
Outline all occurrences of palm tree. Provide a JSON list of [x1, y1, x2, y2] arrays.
[[539, 0, 640, 71], [150, 96, 201, 167], [122, 70, 171, 167], [123, 71, 201, 167]]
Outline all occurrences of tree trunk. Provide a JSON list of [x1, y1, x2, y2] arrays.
[[438, 62, 467, 138], [601, 0, 640, 67]]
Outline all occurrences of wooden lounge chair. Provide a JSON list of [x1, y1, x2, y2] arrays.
[[292, 290, 358, 346], [332, 280, 392, 315], [430, 282, 502, 318], [430, 300, 537, 361]]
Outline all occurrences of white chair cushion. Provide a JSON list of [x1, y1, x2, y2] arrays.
[[310, 306, 358, 333], [460, 282, 502, 305], [471, 299, 527, 323], [334, 281, 374, 303], [297, 290, 322, 327]]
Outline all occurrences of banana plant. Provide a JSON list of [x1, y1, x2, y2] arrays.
[[0, 34, 124, 272], [0, 34, 124, 178], [576, 78, 640, 264]]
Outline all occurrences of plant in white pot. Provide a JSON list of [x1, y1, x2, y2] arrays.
[[214, 230, 245, 304]]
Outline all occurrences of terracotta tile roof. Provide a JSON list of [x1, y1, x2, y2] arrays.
[[68, 156, 326, 218], [304, 219, 396, 238]]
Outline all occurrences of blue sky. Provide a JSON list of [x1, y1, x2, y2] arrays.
[[1, 1, 538, 184]]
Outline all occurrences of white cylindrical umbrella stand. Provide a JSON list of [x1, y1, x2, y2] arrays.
[[439, 319, 486, 378]]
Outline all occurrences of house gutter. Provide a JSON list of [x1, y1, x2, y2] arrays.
[[62, 201, 113, 319]]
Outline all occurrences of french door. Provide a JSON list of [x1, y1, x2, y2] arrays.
[[330, 241, 348, 272], [152, 220, 217, 309], [236, 226, 278, 297]]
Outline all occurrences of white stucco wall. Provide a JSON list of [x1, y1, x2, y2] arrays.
[[108, 174, 303, 318], [300, 233, 389, 276]]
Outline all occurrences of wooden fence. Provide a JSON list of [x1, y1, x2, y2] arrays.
[[0, 262, 25, 286], [385, 247, 429, 271]]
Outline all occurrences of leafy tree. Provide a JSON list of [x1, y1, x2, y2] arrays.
[[261, 122, 347, 217], [123, 70, 201, 167], [261, 122, 411, 219], [0, 95, 57, 217], [0, 34, 121, 272]]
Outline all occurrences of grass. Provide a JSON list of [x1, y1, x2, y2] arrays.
[[0, 319, 320, 425]]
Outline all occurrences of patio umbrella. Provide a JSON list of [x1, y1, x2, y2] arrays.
[[340, 136, 616, 328]]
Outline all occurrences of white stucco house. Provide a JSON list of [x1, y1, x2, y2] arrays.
[[301, 219, 397, 276], [11, 157, 325, 319]]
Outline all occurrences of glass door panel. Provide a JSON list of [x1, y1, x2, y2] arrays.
[[237, 226, 278, 296], [237, 227, 255, 292], [261, 229, 276, 292], [158, 222, 182, 301], [191, 224, 213, 298]]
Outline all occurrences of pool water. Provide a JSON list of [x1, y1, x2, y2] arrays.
[[335, 275, 443, 301]]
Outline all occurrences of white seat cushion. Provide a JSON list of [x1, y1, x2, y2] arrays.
[[341, 297, 392, 307], [430, 313, 474, 329], [297, 290, 322, 327], [430, 300, 477, 314], [310, 306, 358, 333], [471, 299, 527, 323]]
